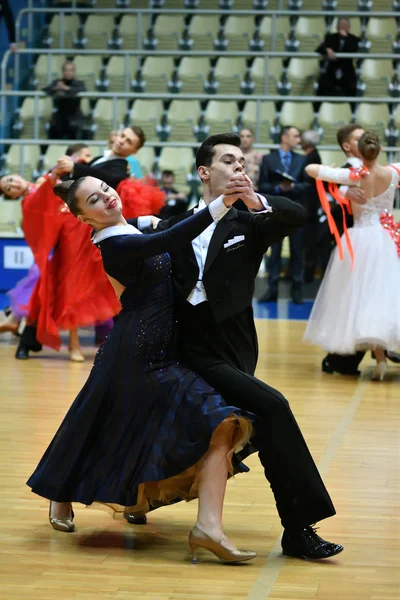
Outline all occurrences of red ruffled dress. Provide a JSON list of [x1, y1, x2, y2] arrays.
[[23, 178, 121, 350]]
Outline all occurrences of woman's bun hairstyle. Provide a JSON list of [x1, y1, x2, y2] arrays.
[[358, 131, 380, 161]]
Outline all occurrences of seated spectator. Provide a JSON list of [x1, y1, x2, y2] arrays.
[[159, 170, 188, 219], [316, 18, 359, 100], [239, 128, 262, 190], [44, 61, 85, 140]]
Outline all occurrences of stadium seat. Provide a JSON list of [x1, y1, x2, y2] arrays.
[[5, 144, 40, 181], [366, 18, 398, 53], [83, 15, 117, 49], [142, 56, 175, 93], [188, 15, 221, 50], [355, 102, 391, 141], [135, 146, 156, 176], [241, 101, 276, 142], [17, 98, 53, 139], [318, 102, 353, 144], [259, 16, 291, 51], [294, 17, 326, 52], [279, 102, 315, 131], [153, 15, 185, 50], [74, 55, 103, 91], [34, 55, 66, 89], [287, 57, 320, 95], [250, 57, 283, 95], [359, 59, 394, 97], [106, 56, 134, 92], [92, 99, 129, 139], [214, 57, 247, 94], [158, 147, 195, 193], [204, 100, 238, 135], [178, 57, 211, 94], [118, 14, 150, 50], [223, 16, 255, 51], [167, 100, 201, 142], [0, 199, 22, 233], [48, 14, 80, 48], [129, 99, 164, 141]]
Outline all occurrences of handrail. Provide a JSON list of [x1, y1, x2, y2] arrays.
[[0, 138, 399, 153], [0, 89, 398, 102], [15, 7, 400, 17]]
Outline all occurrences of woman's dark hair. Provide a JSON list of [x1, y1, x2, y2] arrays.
[[195, 133, 241, 169], [358, 131, 380, 161], [53, 178, 86, 216]]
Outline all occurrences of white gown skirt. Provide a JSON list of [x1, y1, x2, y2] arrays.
[[303, 224, 400, 354]]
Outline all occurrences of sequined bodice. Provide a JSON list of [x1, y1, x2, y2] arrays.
[[352, 170, 399, 228], [117, 253, 177, 370]]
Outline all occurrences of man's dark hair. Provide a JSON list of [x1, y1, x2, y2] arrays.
[[62, 60, 75, 71], [127, 124, 146, 150], [195, 133, 241, 169], [337, 124, 362, 151], [66, 143, 88, 157], [280, 126, 297, 142], [162, 169, 175, 178]]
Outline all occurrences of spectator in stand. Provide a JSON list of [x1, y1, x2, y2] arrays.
[[316, 18, 359, 100], [239, 128, 262, 190], [44, 61, 86, 140], [258, 126, 311, 304], [159, 170, 189, 219], [0, 0, 16, 53]]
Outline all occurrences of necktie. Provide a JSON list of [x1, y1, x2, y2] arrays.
[[282, 152, 290, 173]]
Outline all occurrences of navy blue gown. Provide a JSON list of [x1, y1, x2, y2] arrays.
[[27, 208, 253, 510]]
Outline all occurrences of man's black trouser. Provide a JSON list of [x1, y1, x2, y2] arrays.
[[192, 361, 336, 530]]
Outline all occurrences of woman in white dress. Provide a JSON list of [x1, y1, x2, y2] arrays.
[[303, 131, 400, 381]]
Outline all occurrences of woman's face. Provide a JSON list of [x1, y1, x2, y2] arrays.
[[75, 177, 123, 228], [0, 174, 28, 198], [239, 129, 254, 152]]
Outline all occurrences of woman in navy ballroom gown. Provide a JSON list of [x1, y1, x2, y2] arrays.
[[27, 176, 257, 564]]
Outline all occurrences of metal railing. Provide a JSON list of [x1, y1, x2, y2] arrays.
[[0, 88, 399, 144]]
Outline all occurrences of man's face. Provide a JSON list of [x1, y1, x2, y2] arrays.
[[345, 129, 365, 157], [198, 143, 246, 197], [62, 63, 75, 81], [239, 129, 254, 152], [282, 128, 300, 151], [112, 128, 140, 158], [162, 174, 175, 189], [338, 19, 350, 34]]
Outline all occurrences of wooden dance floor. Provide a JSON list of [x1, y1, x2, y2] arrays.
[[0, 320, 399, 600]]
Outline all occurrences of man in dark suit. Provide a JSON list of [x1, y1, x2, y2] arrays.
[[55, 125, 145, 189], [258, 126, 311, 304], [127, 133, 343, 560], [14, 126, 145, 360], [316, 17, 359, 99], [44, 61, 86, 141]]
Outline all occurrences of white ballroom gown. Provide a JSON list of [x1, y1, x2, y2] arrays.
[[303, 164, 400, 354]]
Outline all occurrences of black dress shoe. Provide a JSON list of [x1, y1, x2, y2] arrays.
[[15, 343, 30, 360], [258, 291, 278, 303], [385, 351, 400, 364], [282, 526, 343, 560], [123, 513, 147, 525], [322, 358, 360, 376]]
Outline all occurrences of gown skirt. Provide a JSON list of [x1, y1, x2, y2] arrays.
[[27, 252, 253, 515], [303, 222, 400, 354]]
